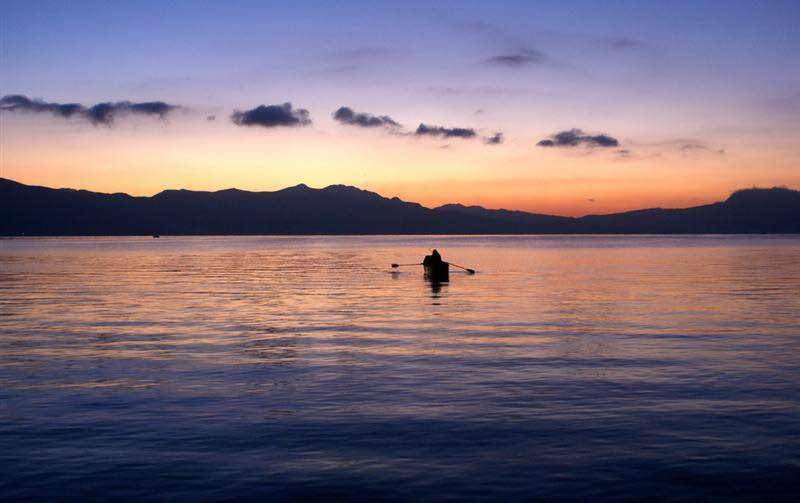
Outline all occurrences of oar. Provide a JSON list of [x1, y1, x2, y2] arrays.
[[450, 263, 476, 274], [391, 263, 422, 268]]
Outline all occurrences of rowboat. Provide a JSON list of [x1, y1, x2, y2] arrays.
[[424, 261, 450, 282], [392, 249, 472, 281]]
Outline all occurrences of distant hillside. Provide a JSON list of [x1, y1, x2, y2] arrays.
[[1, 177, 798, 235]]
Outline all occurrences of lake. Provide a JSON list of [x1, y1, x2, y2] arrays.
[[1, 235, 799, 500]]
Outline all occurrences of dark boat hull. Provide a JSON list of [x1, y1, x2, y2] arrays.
[[424, 262, 449, 282]]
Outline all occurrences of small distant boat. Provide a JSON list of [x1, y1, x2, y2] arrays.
[[152, 234, 160, 238], [391, 249, 474, 282]]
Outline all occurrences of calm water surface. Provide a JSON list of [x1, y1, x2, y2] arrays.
[[1, 235, 799, 500]]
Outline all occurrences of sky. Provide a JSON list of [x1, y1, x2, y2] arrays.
[[1, 0, 799, 216]]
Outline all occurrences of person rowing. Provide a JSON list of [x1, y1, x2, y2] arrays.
[[391, 249, 475, 281], [423, 249, 443, 268], [420, 249, 448, 281]]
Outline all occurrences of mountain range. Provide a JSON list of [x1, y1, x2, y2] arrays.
[[1, 177, 798, 235]]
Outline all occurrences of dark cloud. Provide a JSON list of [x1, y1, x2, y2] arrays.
[[85, 103, 115, 124], [130, 101, 175, 117], [415, 123, 477, 139], [1, 94, 85, 118], [85, 101, 178, 125], [485, 132, 503, 145], [0, 94, 179, 125], [333, 106, 400, 128], [230, 103, 311, 128], [537, 128, 619, 148], [484, 49, 544, 67]]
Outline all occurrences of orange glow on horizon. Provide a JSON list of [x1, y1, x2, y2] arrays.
[[2, 115, 799, 217]]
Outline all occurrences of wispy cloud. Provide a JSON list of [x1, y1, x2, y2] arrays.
[[679, 143, 725, 155], [607, 38, 645, 50], [612, 149, 662, 161], [631, 138, 725, 156], [484, 49, 544, 67], [485, 132, 504, 145], [415, 124, 477, 139]]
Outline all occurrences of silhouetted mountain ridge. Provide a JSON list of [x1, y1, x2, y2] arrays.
[[726, 187, 800, 207], [1, 177, 797, 235]]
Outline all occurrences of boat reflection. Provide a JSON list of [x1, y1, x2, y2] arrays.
[[427, 277, 447, 298]]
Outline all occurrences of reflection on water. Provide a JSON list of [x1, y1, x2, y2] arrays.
[[428, 277, 446, 298], [1, 235, 800, 500]]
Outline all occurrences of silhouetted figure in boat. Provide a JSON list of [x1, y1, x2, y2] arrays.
[[423, 249, 443, 267], [423, 249, 449, 282], [390, 250, 473, 279]]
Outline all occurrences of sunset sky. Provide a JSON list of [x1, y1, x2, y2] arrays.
[[2, 0, 799, 216]]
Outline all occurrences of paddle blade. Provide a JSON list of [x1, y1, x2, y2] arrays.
[[466, 269, 476, 274], [391, 263, 400, 268]]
